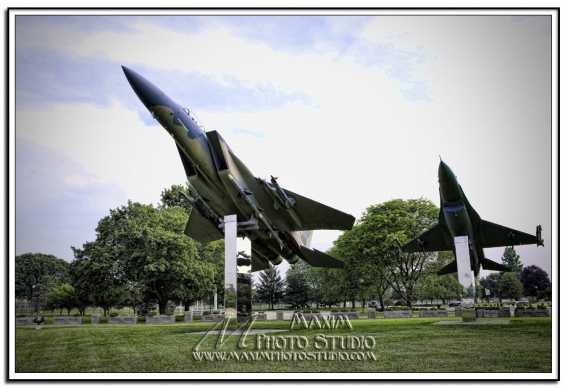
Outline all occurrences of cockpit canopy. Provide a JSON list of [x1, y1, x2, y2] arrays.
[[443, 202, 465, 212], [181, 107, 205, 131]]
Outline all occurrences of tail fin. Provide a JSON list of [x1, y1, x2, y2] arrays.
[[437, 260, 458, 276], [482, 258, 512, 272], [300, 246, 344, 269]]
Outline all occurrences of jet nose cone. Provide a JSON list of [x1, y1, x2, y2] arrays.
[[122, 66, 164, 108], [438, 160, 454, 182]]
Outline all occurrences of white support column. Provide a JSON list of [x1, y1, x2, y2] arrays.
[[454, 236, 472, 291], [224, 215, 238, 323], [454, 235, 476, 321]]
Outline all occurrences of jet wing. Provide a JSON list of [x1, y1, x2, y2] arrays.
[[184, 210, 223, 244], [479, 220, 539, 248], [300, 246, 345, 269], [279, 188, 355, 231], [401, 224, 452, 253]]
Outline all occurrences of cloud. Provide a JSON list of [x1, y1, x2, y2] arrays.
[[15, 47, 313, 125], [232, 128, 265, 139], [15, 137, 127, 261]]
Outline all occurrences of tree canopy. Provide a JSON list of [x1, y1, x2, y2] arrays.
[[71, 201, 216, 314], [327, 198, 439, 308], [501, 246, 523, 274], [520, 265, 551, 299], [15, 253, 70, 301], [255, 266, 285, 310]]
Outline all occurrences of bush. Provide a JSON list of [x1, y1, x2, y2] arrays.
[[16, 314, 28, 318], [331, 308, 340, 313], [528, 305, 536, 310], [203, 311, 212, 315], [212, 310, 220, 314], [73, 313, 81, 317], [146, 312, 156, 317], [349, 308, 357, 312], [109, 312, 119, 317]]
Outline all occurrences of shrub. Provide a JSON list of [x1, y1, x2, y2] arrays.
[[165, 311, 174, 316], [528, 305, 536, 310], [73, 313, 81, 317], [146, 312, 156, 317], [537, 304, 547, 310], [203, 311, 212, 315], [109, 312, 119, 317], [16, 314, 27, 318], [331, 308, 340, 313], [349, 308, 357, 312], [515, 306, 525, 311]]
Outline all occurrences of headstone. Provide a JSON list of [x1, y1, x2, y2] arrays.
[[184, 311, 193, 322], [276, 311, 284, 321], [367, 308, 377, 319], [92, 314, 101, 324], [53, 316, 83, 325]]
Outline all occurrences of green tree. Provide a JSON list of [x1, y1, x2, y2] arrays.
[[519, 265, 551, 301], [45, 283, 78, 315], [161, 184, 224, 311], [198, 240, 225, 311], [415, 252, 462, 304], [73, 201, 216, 315], [71, 241, 140, 316], [329, 198, 439, 309], [15, 253, 70, 300], [255, 266, 284, 310], [159, 184, 193, 214], [284, 262, 311, 308], [501, 247, 523, 274], [479, 273, 501, 302], [498, 272, 524, 301]]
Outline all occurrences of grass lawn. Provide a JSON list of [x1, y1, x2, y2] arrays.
[[15, 316, 552, 374]]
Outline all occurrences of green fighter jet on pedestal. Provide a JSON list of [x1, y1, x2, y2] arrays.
[[399, 160, 544, 277], [123, 66, 355, 272]]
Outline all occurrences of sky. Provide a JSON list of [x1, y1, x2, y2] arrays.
[[10, 10, 556, 280]]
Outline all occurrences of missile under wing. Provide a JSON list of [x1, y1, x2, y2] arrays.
[[122, 66, 355, 272]]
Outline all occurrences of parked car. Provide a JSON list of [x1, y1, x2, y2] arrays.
[[368, 301, 379, 309], [448, 301, 461, 307], [288, 303, 310, 309], [515, 301, 529, 306]]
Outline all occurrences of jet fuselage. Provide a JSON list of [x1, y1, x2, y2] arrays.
[[438, 161, 482, 275], [123, 66, 354, 270]]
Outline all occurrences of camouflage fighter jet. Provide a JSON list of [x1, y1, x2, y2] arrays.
[[399, 160, 543, 277], [122, 66, 355, 272]]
